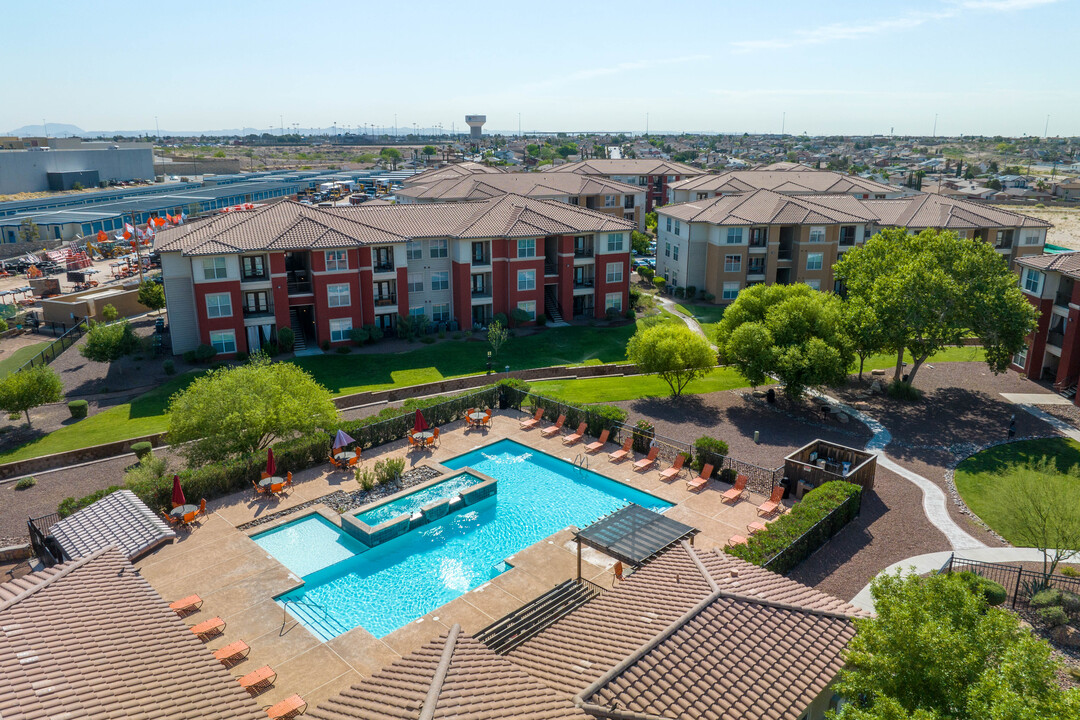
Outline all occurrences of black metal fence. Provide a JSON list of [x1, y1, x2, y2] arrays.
[[27, 512, 65, 566], [939, 555, 1080, 608], [761, 486, 862, 575], [16, 318, 88, 373]]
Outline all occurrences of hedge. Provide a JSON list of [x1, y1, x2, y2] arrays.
[[68, 400, 88, 419], [725, 480, 862, 575], [692, 436, 729, 473]]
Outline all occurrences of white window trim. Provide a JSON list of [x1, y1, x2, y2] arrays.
[[518, 269, 536, 291], [606, 262, 623, 283], [726, 228, 743, 245], [429, 238, 448, 258], [809, 226, 826, 244], [325, 249, 348, 271], [431, 271, 450, 291], [516, 300, 536, 320], [1022, 268, 1044, 295], [202, 257, 228, 281], [724, 255, 741, 273], [806, 253, 824, 271], [209, 329, 236, 354], [328, 318, 352, 342], [722, 282, 740, 300], [605, 292, 622, 311], [205, 292, 232, 318], [517, 238, 536, 258], [408, 273, 424, 293], [327, 283, 351, 308], [406, 240, 422, 260]]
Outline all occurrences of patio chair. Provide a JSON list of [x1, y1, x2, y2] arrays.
[[328, 455, 342, 468], [562, 422, 587, 445], [239, 665, 277, 696], [608, 438, 633, 462], [427, 427, 440, 448], [161, 510, 180, 527], [348, 455, 359, 467], [190, 617, 226, 641], [658, 454, 685, 482], [465, 408, 477, 427], [169, 594, 203, 617], [686, 464, 714, 492], [757, 486, 786, 517], [727, 535, 748, 547], [585, 429, 609, 453], [214, 640, 251, 668], [482, 409, 492, 427], [253, 480, 269, 495], [264, 694, 308, 720], [181, 510, 199, 526], [198, 498, 207, 516], [747, 521, 767, 535], [633, 446, 659, 472], [520, 408, 544, 430], [721, 474, 748, 504], [408, 432, 421, 450], [540, 415, 565, 438], [261, 471, 271, 480], [269, 481, 285, 495], [353, 448, 361, 459]]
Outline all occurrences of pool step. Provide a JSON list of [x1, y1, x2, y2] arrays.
[[282, 598, 350, 642], [475, 577, 603, 654]]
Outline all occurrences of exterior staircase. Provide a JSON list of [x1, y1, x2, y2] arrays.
[[288, 308, 307, 351], [544, 289, 569, 327]]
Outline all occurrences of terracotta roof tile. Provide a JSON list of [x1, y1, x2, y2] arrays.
[[659, 189, 877, 226], [1016, 250, 1080, 278], [397, 173, 641, 202], [863, 193, 1050, 229], [543, 159, 705, 177], [670, 170, 899, 197], [404, 162, 507, 185]]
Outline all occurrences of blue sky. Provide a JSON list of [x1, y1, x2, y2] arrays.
[[4, 0, 1075, 136]]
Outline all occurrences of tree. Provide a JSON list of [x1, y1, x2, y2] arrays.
[[0, 365, 63, 427], [101, 304, 118, 322], [835, 227, 1038, 390], [80, 320, 141, 363], [834, 571, 1080, 720], [631, 231, 651, 255], [17, 218, 41, 244], [716, 284, 853, 400], [1009, 457, 1080, 585], [645, 211, 658, 231], [487, 320, 509, 358], [379, 147, 402, 170], [137, 280, 166, 312], [626, 323, 716, 397], [422, 145, 436, 157], [843, 296, 887, 381], [166, 353, 336, 464]]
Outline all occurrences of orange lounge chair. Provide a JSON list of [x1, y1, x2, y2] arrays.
[[198, 498, 207, 515], [540, 414, 565, 438], [721, 474, 749, 504], [520, 408, 544, 430], [169, 594, 202, 617], [265, 694, 308, 720], [181, 510, 199, 526], [747, 521, 767, 535], [633, 446, 659, 472], [686, 463, 714, 492], [408, 432, 421, 449], [584, 429, 610, 453], [757, 486, 786, 516], [728, 534, 748, 547], [214, 640, 251, 668], [239, 665, 277, 696], [482, 409, 492, 427], [328, 455, 342, 468], [562, 422, 587, 445], [190, 617, 226, 641], [608, 438, 633, 462], [658, 454, 686, 482]]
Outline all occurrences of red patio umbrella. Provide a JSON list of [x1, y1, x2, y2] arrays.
[[266, 448, 276, 477], [171, 475, 186, 508], [413, 410, 429, 433]]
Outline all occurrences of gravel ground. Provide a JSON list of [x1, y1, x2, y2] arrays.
[[1039, 403, 1080, 431]]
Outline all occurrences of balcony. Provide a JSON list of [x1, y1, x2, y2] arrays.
[[1048, 331, 1066, 348], [574, 276, 595, 289], [545, 262, 558, 276], [471, 255, 490, 266], [241, 272, 269, 283], [286, 272, 312, 295], [777, 249, 792, 261], [574, 247, 594, 258], [373, 262, 395, 274], [373, 292, 397, 307], [243, 306, 274, 319], [471, 286, 491, 298]]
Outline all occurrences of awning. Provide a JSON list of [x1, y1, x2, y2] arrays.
[[575, 504, 698, 574]]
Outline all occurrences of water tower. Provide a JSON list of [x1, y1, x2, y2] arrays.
[[465, 115, 486, 140]]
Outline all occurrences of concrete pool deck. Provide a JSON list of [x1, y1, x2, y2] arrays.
[[133, 410, 784, 710]]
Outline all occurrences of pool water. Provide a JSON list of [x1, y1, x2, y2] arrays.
[[253, 514, 368, 578], [355, 471, 484, 526], [260, 439, 670, 640]]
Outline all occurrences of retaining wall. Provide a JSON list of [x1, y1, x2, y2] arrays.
[[0, 432, 166, 481]]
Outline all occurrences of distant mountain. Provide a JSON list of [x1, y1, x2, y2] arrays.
[[8, 123, 85, 137]]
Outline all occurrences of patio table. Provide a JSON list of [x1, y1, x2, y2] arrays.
[[170, 504, 198, 518], [334, 452, 354, 463], [413, 431, 434, 443], [467, 411, 488, 424], [259, 476, 283, 488]]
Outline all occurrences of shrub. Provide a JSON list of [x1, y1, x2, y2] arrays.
[[59, 485, 122, 518], [163, 359, 176, 375], [183, 350, 197, 364], [81, 320, 141, 363], [336, 346, 351, 354], [685, 286, 697, 300], [605, 307, 620, 322], [15, 476, 35, 490], [536, 313, 547, 326], [1062, 566, 1079, 578], [102, 304, 119, 322], [194, 344, 217, 363], [375, 457, 406, 484], [453, 332, 464, 340], [1060, 591, 1080, 615], [957, 572, 1007, 606], [638, 266, 655, 282], [131, 441, 153, 460], [632, 420, 654, 454], [653, 276, 666, 292], [692, 436, 729, 472], [887, 379, 922, 401], [629, 287, 643, 309], [367, 325, 384, 342], [321, 340, 331, 351], [396, 315, 412, 339], [496, 378, 530, 410], [420, 336, 436, 344], [624, 308, 636, 320], [438, 327, 446, 339], [1038, 605, 1069, 627], [357, 466, 377, 491], [263, 341, 280, 356], [277, 327, 295, 352], [1031, 588, 1063, 608], [701, 292, 715, 303], [673, 286, 685, 299], [68, 400, 89, 419], [493, 312, 509, 328], [511, 308, 531, 327], [234, 351, 248, 363]]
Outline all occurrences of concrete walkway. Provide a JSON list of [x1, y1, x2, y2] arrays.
[[1002, 397, 1080, 443], [849, 548, 1080, 612], [655, 294, 717, 349], [1000, 392, 1073, 405]]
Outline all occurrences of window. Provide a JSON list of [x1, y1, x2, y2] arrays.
[[325, 249, 348, 271], [1023, 268, 1044, 295], [373, 247, 393, 271], [604, 195, 617, 207], [606, 233, 624, 252], [606, 262, 623, 283], [724, 255, 741, 273], [408, 273, 423, 293], [839, 226, 856, 245], [747, 257, 766, 274], [517, 300, 536, 320], [809, 226, 826, 243], [697, 192, 708, 200], [722, 282, 740, 300], [806, 253, 823, 271], [432, 303, 450, 323], [750, 227, 768, 246], [665, 242, 671, 258], [1023, 231, 1042, 246], [406, 240, 422, 260], [430, 271, 449, 291], [329, 318, 352, 343], [202, 257, 228, 280], [409, 306, 426, 319], [672, 245, 679, 261], [517, 238, 535, 258], [675, 220, 681, 236], [1013, 346, 1028, 369], [666, 217, 672, 232], [244, 291, 268, 314], [726, 228, 743, 244], [241, 255, 265, 279], [518, 269, 536, 291], [806, 279, 821, 290], [605, 293, 622, 311], [327, 283, 350, 307], [429, 238, 448, 258], [205, 293, 232, 318], [209, 330, 236, 354]]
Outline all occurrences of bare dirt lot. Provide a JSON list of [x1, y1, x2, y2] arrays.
[[994, 204, 1080, 250]]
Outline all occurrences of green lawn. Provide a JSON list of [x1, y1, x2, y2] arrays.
[[530, 367, 749, 403], [675, 303, 725, 324], [0, 342, 49, 377], [860, 345, 986, 373], [954, 437, 1080, 546]]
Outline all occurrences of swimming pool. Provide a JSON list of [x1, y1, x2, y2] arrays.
[[258, 439, 670, 640], [354, 471, 484, 526]]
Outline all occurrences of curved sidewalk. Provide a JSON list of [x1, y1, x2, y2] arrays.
[[655, 295, 716, 348]]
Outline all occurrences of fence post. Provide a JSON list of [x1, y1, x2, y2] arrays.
[[1012, 566, 1023, 609]]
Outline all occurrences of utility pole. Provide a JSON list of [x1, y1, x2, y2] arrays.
[[1044, 114, 1050, 138], [645, 112, 649, 136], [781, 111, 785, 137], [933, 113, 938, 138]]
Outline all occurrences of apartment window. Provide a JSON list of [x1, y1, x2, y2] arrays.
[[517, 238, 536, 258], [409, 306, 426, 319], [373, 247, 393, 270], [406, 240, 422, 260], [1023, 231, 1042, 246], [839, 226, 857, 245], [205, 293, 232, 318], [325, 249, 348, 271], [241, 255, 265, 279], [517, 300, 536, 320], [327, 283, 350, 307], [750, 227, 768, 246], [408, 273, 423, 293], [430, 271, 449, 291], [244, 291, 268, 314], [604, 195, 617, 207], [1013, 346, 1028, 369], [806, 279, 821, 290], [674, 220, 681, 236], [329, 318, 352, 343], [202, 257, 228, 280], [724, 255, 741, 273], [672, 245, 679, 261], [665, 242, 671, 258], [605, 293, 622, 312], [809, 226, 826, 243], [806, 253, 824, 271], [722, 282, 740, 301], [430, 238, 448, 258], [747, 257, 766, 275], [606, 262, 623, 283], [606, 233, 625, 252], [697, 192, 708, 200], [209, 330, 236, 354], [432, 303, 450, 323], [518, 269, 536, 291], [666, 217, 672, 232], [726, 228, 743, 244], [1023, 268, 1044, 295]]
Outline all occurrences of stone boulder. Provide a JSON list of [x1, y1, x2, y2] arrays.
[[836, 412, 849, 424], [1052, 625, 1080, 648], [871, 368, 886, 377]]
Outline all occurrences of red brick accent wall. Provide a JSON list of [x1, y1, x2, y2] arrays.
[[191, 279, 244, 355], [451, 260, 472, 329]]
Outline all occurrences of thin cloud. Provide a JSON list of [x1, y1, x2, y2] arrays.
[[523, 54, 709, 90]]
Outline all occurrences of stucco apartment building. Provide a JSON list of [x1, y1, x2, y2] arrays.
[[1012, 251, 1080, 394], [542, 159, 705, 212], [155, 197, 633, 356], [666, 169, 911, 204], [654, 190, 1049, 301]]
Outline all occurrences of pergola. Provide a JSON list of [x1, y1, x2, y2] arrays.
[[574, 504, 698, 579]]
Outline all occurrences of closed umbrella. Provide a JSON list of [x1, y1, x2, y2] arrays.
[[266, 448, 276, 478], [332, 429, 355, 452], [171, 475, 186, 508], [413, 410, 429, 433]]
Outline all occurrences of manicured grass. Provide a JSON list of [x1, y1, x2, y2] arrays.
[[675, 303, 725, 324], [954, 437, 1080, 546], [530, 367, 749, 403], [860, 345, 986, 373], [0, 342, 49, 377]]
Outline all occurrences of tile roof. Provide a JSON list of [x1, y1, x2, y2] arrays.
[[658, 189, 877, 226], [397, 172, 641, 202], [1016, 250, 1080, 278], [543, 159, 705, 177], [157, 196, 633, 256], [49, 489, 176, 561], [404, 162, 507, 184], [310, 626, 588, 720], [862, 193, 1051, 229], [0, 547, 264, 720], [669, 170, 899, 197]]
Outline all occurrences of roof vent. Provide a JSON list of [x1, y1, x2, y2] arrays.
[[729, 569, 740, 578]]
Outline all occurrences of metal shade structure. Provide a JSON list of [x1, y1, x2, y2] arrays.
[[574, 504, 698, 579]]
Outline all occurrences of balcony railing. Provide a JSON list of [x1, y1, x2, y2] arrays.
[[373, 262, 395, 273], [574, 278, 595, 288], [241, 272, 269, 283], [1048, 331, 1066, 348], [472, 255, 490, 266], [995, 240, 1014, 250], [471, 287, 491, 298], [749, 240, 768, 249], [286, 273, 311, 294], [545, 263, 558, 275], [777, 249, 792, 261], [1055, 293, 1072, 308], [574, 247, 594, 258], [243, 306, 274, 318], [374, 293, 396, 307]]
